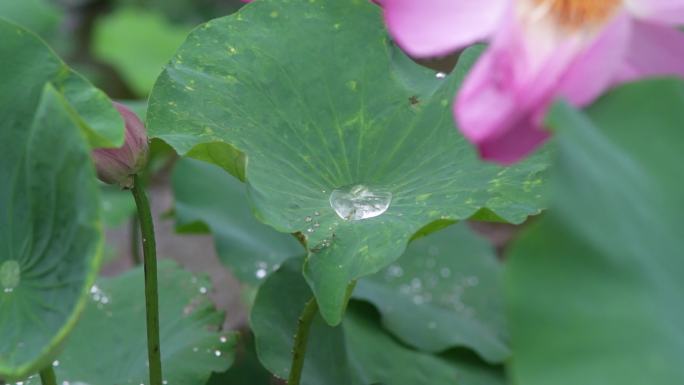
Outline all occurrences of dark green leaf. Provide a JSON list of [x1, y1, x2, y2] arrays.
[[56, 260, 236, 385], [507, 78, 684, 385], [207, 332, 273, 385], [251, 260, 505, 385], [147, 0, 549, 324], [172, 158, 303, 284], [0, 84, 102, 380], [354, 223, 508, 363]]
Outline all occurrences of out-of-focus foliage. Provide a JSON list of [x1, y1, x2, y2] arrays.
[[507, 78, 684, 385], [92, 7, 192, 96]]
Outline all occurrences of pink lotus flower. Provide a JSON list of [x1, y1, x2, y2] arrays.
[[92, 103, 149, 188], [383, 0, 684, 164]]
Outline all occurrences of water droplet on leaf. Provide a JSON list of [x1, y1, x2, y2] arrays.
[[329, 184, 392, 221]]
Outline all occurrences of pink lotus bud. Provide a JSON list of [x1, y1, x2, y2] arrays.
[[92, 103, 149, 188]]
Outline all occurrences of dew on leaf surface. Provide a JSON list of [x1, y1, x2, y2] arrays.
[[329, 184, 392, 221], [1, 260, 20, 293]]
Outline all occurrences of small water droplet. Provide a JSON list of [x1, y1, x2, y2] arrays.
[[329, 184, 392, 221], [192, 347, 199, 352], [163, 381, 168, 385], [1, 260, 21, 292], [440, 268, 451, 278], [306, 228, 314, 233], [255, 269, 267, 279], [220, 336, 228, 343], [436, 72, 447, 79], [314, 211, 321, 216], [52, 360, 60, 367], [313, 222, 320, 228], [199, 287, 208, 294], [304, 216, 313, 222], [386, 265, 404, 278], [214, 350, 222, 357]]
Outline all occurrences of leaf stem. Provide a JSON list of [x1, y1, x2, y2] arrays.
[[39, 366, 57, 385], [130, 215, 141, 265], [131, 174, 163, 385], [288, 297, 318, 385]]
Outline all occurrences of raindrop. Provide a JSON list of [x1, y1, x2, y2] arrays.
[[329, 184, 392, 221], [1, 260, 21, 292], [304, 216, 313, 223], [255, 269, 267, 279], [53, 360, 60, 367], [440, 268, 451, 278], [387, 265, 404, 278], [214, 350, 222, 357], [314, 211, 321, 216], [163, 381, 168, 385], [436, 72, 447, 79], [199, 287, 208, 294], [220, 336, 228, 343], [313, 222, 320, 228], [306, 228, 314, 233]]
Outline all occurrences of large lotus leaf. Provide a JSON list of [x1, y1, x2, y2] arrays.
[[507, 78, 684, 385], [172, 158, 303, 284], [0, 84, 103, 380], [0, 19, 124, 148], [251, 259, 505, 385], [54, 260, 236, 385], [147, 0, 549, 324], [354, 223, 508, 363]]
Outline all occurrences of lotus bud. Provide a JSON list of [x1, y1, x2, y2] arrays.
[[92, 103, 149, 189]]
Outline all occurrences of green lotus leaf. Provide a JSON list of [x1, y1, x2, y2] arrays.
[[147, 0, 549, 324], [507, 78, 684, 385], [54, 260, 236, 385]]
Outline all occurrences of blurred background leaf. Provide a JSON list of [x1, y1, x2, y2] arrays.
[[507, 78, 684, 385], [92, 6, 192, 96]]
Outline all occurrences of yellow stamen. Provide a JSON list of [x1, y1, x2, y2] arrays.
[[531, 0, 622, 28]]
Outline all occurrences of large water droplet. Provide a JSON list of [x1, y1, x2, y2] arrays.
[[329, 184, 392, 221], [1, 260, 20, 293]]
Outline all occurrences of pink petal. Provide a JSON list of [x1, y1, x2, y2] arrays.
[[382, 0, 505, 58], [626, 0, 684, 25], [617, 20, 684, 83], [557, 14, 632, 106], [456, 8, 584, 164], [477, 116, 550, 165]]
